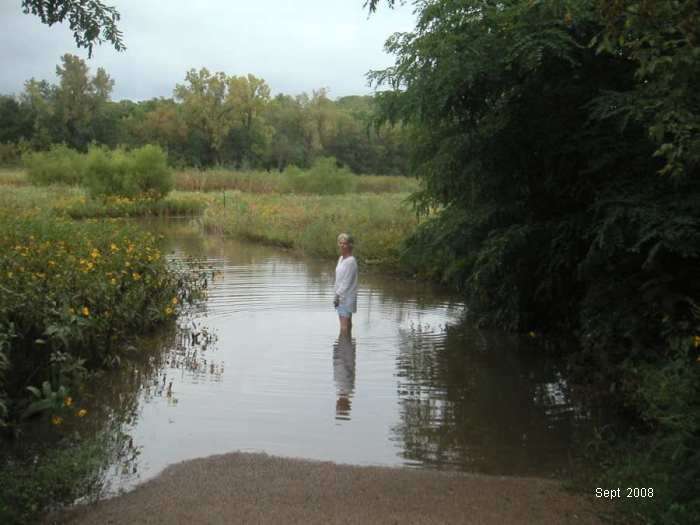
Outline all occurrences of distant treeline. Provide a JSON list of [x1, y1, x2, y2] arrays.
[[0, 54, 410, 174]]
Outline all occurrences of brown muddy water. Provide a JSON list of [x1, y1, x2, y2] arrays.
[[81, 218, 600, 495]]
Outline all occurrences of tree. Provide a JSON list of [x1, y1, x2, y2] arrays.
[[371, 1, 700, 520], [365, 0, 401, 13], [21, 0, 125, 57], [20, 78, 57, 149], [0, 95, 34, 144], [225, 74, 272, 166], [53, 53, 114, 149], [174, 68, 233, 165], [264, 94, 306, 170]]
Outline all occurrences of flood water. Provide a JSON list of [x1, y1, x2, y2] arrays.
[[93, 219, 597, 494]]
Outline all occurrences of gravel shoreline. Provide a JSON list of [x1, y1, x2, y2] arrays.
[[52, 452, 604, 524]]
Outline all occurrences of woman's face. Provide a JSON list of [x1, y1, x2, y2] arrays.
[[338, 239, 352, 256]]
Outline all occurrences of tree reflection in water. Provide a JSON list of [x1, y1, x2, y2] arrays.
[[79, 311, 219, 494], [392, 321, 595, 477]]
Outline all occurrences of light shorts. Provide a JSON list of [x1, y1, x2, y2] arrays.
[[336, 305, 353, 318]]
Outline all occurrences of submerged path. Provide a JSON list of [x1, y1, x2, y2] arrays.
[[55, 452, 603, 524]]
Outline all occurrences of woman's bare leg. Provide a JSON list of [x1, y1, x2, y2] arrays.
[[339, 316, 350, 336]]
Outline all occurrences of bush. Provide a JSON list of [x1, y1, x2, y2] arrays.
[[23, 144, 86, 186], [83, 145, 173, 199], [0, 213, 207, 425], [281, 157, 356, 195], [0, 142, 29, 167]]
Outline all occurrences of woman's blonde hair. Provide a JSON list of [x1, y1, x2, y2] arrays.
[[337, 233, 354, 247]]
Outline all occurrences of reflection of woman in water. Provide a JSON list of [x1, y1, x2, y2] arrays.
[[333, 233, 358, 336], [333, 335, 356, 420]]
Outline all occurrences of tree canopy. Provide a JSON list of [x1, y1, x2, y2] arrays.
[[371, 1, 700, 520], [21, 0, 125, 56], [0, 55, 410, 174]]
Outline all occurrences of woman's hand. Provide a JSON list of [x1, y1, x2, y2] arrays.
[[333, 295, 340, 308]]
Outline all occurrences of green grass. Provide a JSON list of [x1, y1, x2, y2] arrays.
[[0, 186, 208, 218], [202, 191, 419, 268], [175, 168, 419, 194], [0, 168, 29, 186], [6, 165, 418, 199], [0, 436, 109, 525]]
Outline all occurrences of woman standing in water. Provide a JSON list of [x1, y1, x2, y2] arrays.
[[334, 233, 358, 336]]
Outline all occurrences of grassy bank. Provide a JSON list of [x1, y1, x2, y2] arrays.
[[0, 168, 28, 186], [0, 183, 418, 268], [203, 192, 418, 268], [0, 213, 204, 411], [1, 166, 418, 195], [0, 196, 208, 522], [0, 185, 209, 219], [175, 167, 418, 194]]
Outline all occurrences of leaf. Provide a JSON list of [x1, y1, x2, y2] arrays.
[[26, 386, 42, 398], [20, 398, 54, 420]]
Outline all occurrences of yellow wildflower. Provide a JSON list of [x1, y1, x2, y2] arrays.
[[110, 243, 119, 252], [171, 297, 178, 305], [164, 306, 173, 316], [111, 277, 117, 285], [132, 272, 141, 281], [51, 415, 63, 425], [63, 396, 73, 407], [90, 248, 100, 259], [82, 306, 90, 317], [77, 409, 88, 417]]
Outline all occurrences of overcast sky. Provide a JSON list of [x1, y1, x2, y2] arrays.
[[0, 0, 416, 101]]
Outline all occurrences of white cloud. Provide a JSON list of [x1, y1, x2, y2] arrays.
[[0, 0, 415, 100]]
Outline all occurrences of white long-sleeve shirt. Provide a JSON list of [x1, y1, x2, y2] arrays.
[[334, 255, 358, 313]]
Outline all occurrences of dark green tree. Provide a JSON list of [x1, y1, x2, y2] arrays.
[[0, 96, 34, 143], [370, 1, 700, 521]]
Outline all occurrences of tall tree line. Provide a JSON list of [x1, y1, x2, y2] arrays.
[[0, 54, 409, 174]]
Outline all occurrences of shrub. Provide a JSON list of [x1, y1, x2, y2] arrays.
[[83, 145, 173, 199], [23, 144, 86, 186], [0, 213, 207, 425], [281, 157, 356, 195], [127, 144, 173, 198], [0, 142, 30, 167]]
